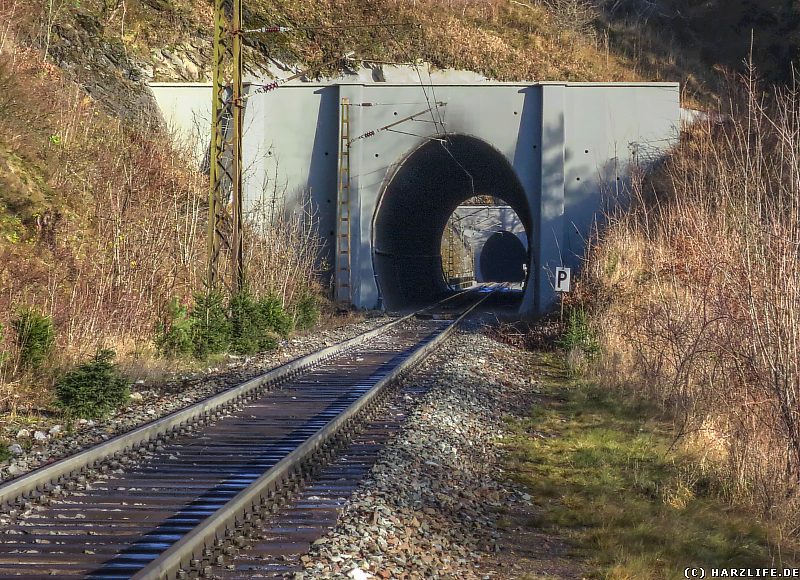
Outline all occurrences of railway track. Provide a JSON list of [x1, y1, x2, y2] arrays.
[[0, 289, 493, 579]]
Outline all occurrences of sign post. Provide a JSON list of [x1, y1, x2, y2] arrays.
[[555, 267, 571, 322], [555, 267, 571, 293]]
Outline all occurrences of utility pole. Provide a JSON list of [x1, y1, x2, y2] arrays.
[[208, 0, 244, 293]]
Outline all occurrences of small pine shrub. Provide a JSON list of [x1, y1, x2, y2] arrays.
[[55, 349, 129, 418], [259, 331, 280, 352], [190, 291, 230, 358], [229, 290, 263, 356], [12, 307, 55, 370], [294, 291, 320, 330], [154, 298, 193, 358], [259, 294, 293, 339], [558, 307, 600, 360]]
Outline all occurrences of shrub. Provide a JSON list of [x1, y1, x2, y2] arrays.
[[229, 290, 287, 355], [190, 291, 230, 358], [259, 294, 293, 338], [229, 290, 263, 356], [293, 291, 320, 330], [583, 75, 800, 527], [12, 307, 55, 371], [154, 297, 193, 358], [55, 349, 129, 418], [558, 307, 600, 360]]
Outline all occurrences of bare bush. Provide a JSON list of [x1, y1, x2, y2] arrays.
[[585, 71, 800, 530], [538, 0, 599, 35], [244, 190, 324, 309], [0, 32, 208, 410]]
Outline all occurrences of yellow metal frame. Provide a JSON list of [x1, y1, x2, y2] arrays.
[[208, 0, 244, 292], [336, 98, 352, 304]]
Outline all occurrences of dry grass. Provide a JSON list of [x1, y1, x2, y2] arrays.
[[582, 71, 800, 533], [0, 12, 324, 413], [245, 190, 325, 306], [0, 33, 206, 410], [11, 0, 709, 90], [506, 353, 792, 577]]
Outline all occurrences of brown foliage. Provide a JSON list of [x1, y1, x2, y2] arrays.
[[584, 73, 800, 531]]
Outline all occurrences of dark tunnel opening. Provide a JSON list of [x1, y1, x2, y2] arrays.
[[373, 134, 532, 311], [480, 231, 527, 282]]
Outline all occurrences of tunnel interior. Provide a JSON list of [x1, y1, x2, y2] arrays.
[[373, 134, 532, 310], [480, 231, 527, 283]]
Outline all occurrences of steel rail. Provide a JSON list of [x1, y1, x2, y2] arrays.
[[131, 289, 491, 580], [0, 317, 412, 510], [0, 288, 480, 510]]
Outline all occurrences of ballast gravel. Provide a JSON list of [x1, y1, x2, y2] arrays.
[[295, 320, 538, 579], [0, 314, 392, 483]]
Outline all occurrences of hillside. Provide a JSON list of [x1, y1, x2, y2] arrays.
[[9, 0, 720, 113], [2, 0, 798, 411], [599, 0, 800, 85]]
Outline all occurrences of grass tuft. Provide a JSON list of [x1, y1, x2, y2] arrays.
[[12, 307, 55, 372]]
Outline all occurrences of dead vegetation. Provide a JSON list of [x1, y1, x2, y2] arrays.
[[1, 0, 721, 414], [581, 71, 800, 533], [0, 7, 325, 414]]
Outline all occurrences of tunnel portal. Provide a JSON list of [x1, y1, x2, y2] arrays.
[[373, 134, 532, 310]]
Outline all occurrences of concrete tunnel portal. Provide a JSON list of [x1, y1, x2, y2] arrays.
[[373, 134, 533, 311], [150, 80, 681, 315]]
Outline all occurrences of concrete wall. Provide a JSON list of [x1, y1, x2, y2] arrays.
[[150, 80, 680, 316]]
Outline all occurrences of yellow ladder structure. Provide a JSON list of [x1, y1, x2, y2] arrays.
[[336, 98, 352, 304]]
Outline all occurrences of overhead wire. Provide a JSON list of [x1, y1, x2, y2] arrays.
[[386, 128, 446, 140], [409, 23, 476, 197], [413, 61, 442, 135], [251, 17, 478, 199], [244, 22, 415, 34], [425, 61, 447, 132], [347, 101, 434, 107], [348, 103, 447, 145], [244, 51, 355, 100]]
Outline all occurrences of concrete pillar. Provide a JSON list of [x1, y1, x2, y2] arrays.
[[534, 84, 566, 314], [338, 85, 373, 308]]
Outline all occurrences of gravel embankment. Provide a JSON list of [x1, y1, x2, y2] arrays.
[[297, 318, 537, 579], [0, 315, 392, 483]]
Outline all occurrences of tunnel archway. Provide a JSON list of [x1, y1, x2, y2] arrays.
[[373, 134, 532, 310]]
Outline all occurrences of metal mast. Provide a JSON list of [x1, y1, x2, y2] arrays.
[[208, 0, 244, 293]]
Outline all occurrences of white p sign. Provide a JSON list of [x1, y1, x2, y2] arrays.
[[555, 267, 571, 292]]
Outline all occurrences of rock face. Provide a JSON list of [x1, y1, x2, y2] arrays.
[[298, 318, 536, 579], [42, 6, 273, 124], [48, 10, 160, 121], [150, 43, 212, 82]]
